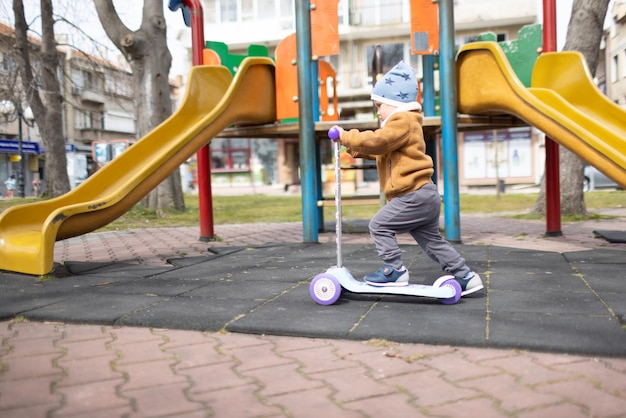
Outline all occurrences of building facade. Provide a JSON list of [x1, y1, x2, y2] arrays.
[[603, 1, 626, 108], [0, 21, 139, 196], [61, 47, 137, 187]]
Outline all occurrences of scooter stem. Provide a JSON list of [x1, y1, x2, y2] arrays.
[[334, 138, 343, 268], [328, 127, 343, 268]]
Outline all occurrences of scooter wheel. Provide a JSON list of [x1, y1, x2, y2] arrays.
[[310, 273, 342, 305], [437, 277, 462, 305]]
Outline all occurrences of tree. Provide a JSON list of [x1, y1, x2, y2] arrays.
[[531, 0, 611, 216], [12, 0, 71, 197], [93, 0, 184, 212]]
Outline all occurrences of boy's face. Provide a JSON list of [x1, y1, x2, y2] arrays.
[[373, 101, 395, 122]]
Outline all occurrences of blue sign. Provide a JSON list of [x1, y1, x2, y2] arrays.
[[0, 139, 42, 154]]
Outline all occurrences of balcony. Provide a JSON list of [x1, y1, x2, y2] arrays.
[[80, 89, 105, 104]]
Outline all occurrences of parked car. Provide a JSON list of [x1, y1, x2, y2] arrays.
[[583, 165, 621, 191]]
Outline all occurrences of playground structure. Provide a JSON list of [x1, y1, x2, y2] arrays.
[[0, 0, 624, 275]]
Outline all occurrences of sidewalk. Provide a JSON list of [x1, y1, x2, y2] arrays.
[[1, 204, 626, 417]]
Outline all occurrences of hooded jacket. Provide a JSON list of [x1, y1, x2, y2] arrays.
[[340, 108, 434, 201]]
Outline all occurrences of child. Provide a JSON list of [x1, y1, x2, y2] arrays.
[[330, 61, 483, 295], [4, 175, 16, 198]]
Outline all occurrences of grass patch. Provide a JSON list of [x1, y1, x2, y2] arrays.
[[0, 190, 622, 232], [0, 197, 40, 211], [458, 193, 537, 213]]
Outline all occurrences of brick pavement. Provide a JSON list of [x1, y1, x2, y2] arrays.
[[2, 209, 626, 417], [2, 320, 626, 417]]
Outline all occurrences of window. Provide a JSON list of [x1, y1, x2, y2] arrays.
[[612, 54, 619, 83], [257, 0, 275, 20], [210, 138, 251, 171], [221, 0, 238, 22], [463, 128, 532, 179], [104, 72, 133, 97], [74, 109, 103, 130], [80, 70, 104, 93], [352, 0, 406, 26], [103, 111, 135, 133], [242, 0, 254, 21], [84, 71, 93, 90], [208, 0, 294, 26], [0, 53, 17, 72], [204, 0, 218, 23], [279, 0, 292, 17], [71, 68, 83, 91]]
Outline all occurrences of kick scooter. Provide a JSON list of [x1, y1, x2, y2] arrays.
[[309, 127, 462, 306]]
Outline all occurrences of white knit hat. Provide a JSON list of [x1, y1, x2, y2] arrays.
[[371, 61, 419, 108]]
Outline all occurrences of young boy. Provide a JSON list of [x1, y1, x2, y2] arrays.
[[330, 61, 483, 295]]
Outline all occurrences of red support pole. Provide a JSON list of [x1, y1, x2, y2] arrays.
[[183, 0, 215, 241], [542, 0, 562, 236]]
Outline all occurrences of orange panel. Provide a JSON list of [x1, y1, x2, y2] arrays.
[[275, 34, 299, 121], [311, 0, 339, 57], [410, 0, 439, 55], [202, 49, 221, 65], [275, 34, 339, 121], [319, 60, 338, 121]]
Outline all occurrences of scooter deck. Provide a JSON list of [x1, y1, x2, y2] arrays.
[[327, 266, 456, 299]]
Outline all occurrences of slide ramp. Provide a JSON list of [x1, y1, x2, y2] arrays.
[[0, 57, 276, 275], [456, 42, 625, 189]]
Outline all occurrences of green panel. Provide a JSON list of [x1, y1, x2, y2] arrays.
[[473, 24, 542, 87], [475, 32, 497, 42], [205, 41, 271, 75], [499, 24, 542, 87]]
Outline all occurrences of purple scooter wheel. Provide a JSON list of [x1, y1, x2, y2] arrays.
[[438, 278, 462, 305], [310, 273, 342, 305]]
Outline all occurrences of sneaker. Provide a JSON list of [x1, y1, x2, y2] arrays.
[[364, 264, 409, 287], [455, 271, 484, 296]]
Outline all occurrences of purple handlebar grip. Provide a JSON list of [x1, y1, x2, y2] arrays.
[[328, 126, 340, 141]]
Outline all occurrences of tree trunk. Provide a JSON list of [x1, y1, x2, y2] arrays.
[[531, 0, 610, 216], [94, 0, 184, 212], [13, 0, 71, 197]]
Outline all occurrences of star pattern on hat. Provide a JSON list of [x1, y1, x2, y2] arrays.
[[371, 61, 418, 104]]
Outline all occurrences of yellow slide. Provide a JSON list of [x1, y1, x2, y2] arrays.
[[456, 42, 626, 189], [0, 57, 277, 275]]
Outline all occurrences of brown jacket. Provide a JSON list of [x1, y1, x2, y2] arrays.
[[340, 111, 434, 200]]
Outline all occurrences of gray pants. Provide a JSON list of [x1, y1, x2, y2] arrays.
[[368, 183, 470, 278]]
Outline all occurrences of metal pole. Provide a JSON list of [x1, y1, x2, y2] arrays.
[[295, 0, 318, 242], [422, 55, 436, 116], [422, 55, 438, 184], [17, 112, 25, 198], [543, 0, 562, 236], [439, 0, 461, 242], [182, 0, 215, 241], [334, 137, 342, 267]]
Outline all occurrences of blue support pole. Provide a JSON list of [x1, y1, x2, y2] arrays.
[[312, 59, 324, 231], [295, 0, 319, 242], [422, 56, 436, 116], [422, 55, 438, 184], [439, 0, 461, 242]]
